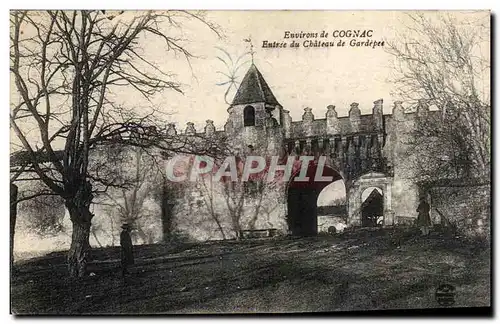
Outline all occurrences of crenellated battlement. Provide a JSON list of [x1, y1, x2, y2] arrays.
[[168, 99, 438, 140], [165, 120, 226, 137], [284, 99, 386, 139]]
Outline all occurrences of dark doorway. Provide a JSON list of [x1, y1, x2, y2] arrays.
[[287, 187, 318, 236], [286, 161, 343, 236], [361, 189, 383, 227]]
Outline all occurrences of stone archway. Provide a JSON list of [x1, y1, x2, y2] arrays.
[[348, 172, 393, 227], [286, 162, 344, 236]]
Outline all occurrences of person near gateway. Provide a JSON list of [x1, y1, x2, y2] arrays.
[[120, 223, 134, 277], [416, 196, 432, 236]]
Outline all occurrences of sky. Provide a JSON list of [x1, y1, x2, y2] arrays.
[[10, 10, 489, 147], [317, 180, 345, 206], [126, 10, 488, 132], [143, 10, 401, 131]]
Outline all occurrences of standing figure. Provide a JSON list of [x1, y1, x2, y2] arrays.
[[120, 223, 134, 276], [416, 197, 431, 236]]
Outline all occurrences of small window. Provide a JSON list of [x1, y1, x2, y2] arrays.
[[244, 105, 256, 126]]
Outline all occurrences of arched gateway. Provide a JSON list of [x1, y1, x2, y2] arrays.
[[286, 161, 344, 236]]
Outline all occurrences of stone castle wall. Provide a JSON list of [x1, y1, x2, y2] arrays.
[[159, 99, 433, 240], [14, 98, 459, 255], [430, 184, 490, 239]]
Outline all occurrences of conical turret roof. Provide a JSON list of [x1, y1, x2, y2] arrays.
[[231, 64, 280, 106]]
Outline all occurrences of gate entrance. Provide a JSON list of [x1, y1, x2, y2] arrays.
[[361, 188, 383, 227], [286, 162, 343, 236]]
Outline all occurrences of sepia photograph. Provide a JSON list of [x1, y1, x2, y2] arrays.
[[9, 9, 491, 315]]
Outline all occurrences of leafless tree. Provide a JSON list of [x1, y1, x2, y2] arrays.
[[220, 150, 285, 240], [386, 12, 490, 182], [10, 10, 221, 277], [190, 148, 276, 240], [10, 184, 18, 270], [17, 181, 66, 236], [196, 175, 228, 240], [222, 181, 246, 239], [99, 147, 164, 244], [10, 178, 66, 268]]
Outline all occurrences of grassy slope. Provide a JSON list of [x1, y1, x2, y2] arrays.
[[11, 228, 490, 314]]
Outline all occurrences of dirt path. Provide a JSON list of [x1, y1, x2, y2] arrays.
[[10, 228, 490, 314]]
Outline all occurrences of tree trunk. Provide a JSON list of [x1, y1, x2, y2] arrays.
[[212, 215, 227, 240], [67, 211, 92, 278], [161, 182, 174, 242], [65, 181, 94, 277], [232, 216, 242, 241], [10, 184, 18, 271]]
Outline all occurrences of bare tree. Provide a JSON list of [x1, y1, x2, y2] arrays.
[[386, 12, 490, 181], [196, 175, 228, 240], [10, 184, 18, 270], [17, 181, 66, 236], [190, 152, 273, 240], [10, 178, 65, 267], [99, 147, 163, 244], [219, 152, 285, 240], [10, 10, 221, 277], [222, 181, 246, 239]]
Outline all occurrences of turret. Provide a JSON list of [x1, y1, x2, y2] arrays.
[[349, 102, 361, 133], [372, 99, 383, 130], [228, 64, 283, 130], [204, 120, 215, 136], [282, 110, 292, 138], [302, 107, 314, 136], [185, 122, 196, 135], [326, 105, 340, 134], [227, 63, 284, 148], [392, 101, 405, 121], [166, 123, 177, 136]]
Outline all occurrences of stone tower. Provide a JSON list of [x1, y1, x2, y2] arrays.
[[225, 64, 284, 155]]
